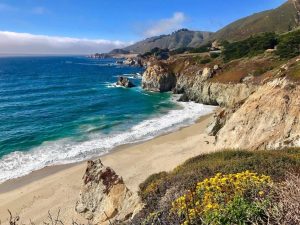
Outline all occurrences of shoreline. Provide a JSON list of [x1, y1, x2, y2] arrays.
[[0, 113, 216, 223], [0, 100, 215, 184], [0, 113, 213, 193]]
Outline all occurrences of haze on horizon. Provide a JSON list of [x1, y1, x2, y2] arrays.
[[0, 0, 286, 55]]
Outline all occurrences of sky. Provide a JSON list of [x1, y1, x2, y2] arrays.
[[0, 0, 286, 55]]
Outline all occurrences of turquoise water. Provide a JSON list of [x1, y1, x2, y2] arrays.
[[0, 56, 215, 182]]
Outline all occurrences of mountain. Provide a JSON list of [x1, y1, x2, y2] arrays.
[[114, 1, 300, 54], [108, 48, 130, 54], [123, 29, 213, 54], [211, 0, 300, 42]]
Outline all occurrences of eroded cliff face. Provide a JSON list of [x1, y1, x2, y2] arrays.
[[216, 78, 300, 150], [142, 61, 176, 92], [175, 74, 257, 107], [142, 58, 258, 107], [142, 56, 300, 150]]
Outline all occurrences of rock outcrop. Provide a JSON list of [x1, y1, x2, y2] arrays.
[[123, 58, 143, 67], [142, 61, 257, 106], [176, 76, 257, 107], [142, 62, 176, 92], [142, 55, 300, 150], [215, 78, 300, 150], [116, 76, 136, 88], [76, 159, 142, 225]]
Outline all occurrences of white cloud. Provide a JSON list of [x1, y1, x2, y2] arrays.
[[143, 12, 186, 37], [0, 31, 131, 55]]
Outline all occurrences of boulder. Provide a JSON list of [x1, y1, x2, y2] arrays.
[[116, 76, 136, 88], [76, 159, 142, 225], [123, 58, 135, 66], [213, 64, 220, 71], [123, 57, 143, 67], [202, 67, 213, 80]]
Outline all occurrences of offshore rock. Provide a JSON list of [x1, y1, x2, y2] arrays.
[[117, 76, 136, 88], [76, 159, 142, 225]]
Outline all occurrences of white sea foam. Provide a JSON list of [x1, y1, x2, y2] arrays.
[[113, 73, 142, 79], [0, 101, 216, 183]]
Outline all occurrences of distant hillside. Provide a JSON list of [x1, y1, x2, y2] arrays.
[[108, 49, 130, 54], [123, 29, 213, 54], [212, 0, 300, 42]]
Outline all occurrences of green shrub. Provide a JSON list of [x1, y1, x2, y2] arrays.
[[210, 52, 220, 58], [276, 30, 300, 58], [223, 32, 278, 61], [170, 47, 193, 55], [200, 58, 211, 64], [170, 43, 211, 55]]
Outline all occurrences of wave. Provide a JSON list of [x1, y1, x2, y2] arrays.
[[75, 62, 116, 67], [103, 82, 136, 89], [0, 101, 216, 183], [113, 73, 142, 79]]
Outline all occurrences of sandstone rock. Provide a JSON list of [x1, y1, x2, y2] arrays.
[[123, 57, 142, 67], [142, 62, 176, 92], [207, 108, 230, 136], [175, 74, 258, 107], [216, 78, 300, 150], [213, 65, 220, 71], [202, 67, 212, 80], [116, 76, 136, 88], [123, 58, 133, 65], [76, 159, 142, 225], [211, 40, 222, 50], [142, 59, 257, 105]]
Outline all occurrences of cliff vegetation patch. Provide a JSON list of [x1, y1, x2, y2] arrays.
[[132, 149, 300, 224]]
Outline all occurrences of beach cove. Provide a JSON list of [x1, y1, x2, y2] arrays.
[[0, 113, 216, 224]]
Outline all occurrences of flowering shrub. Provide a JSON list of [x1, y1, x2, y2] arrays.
[[172, 171, 273, 225]]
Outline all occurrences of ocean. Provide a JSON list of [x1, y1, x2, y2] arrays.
[[0, 56, 215, 183]]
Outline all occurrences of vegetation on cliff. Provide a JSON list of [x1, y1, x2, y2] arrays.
[[172, 171, 273, 225], [222, 30, 300, 61], [222, 32, 278, 61], [132, 149, 300, 224], [277, 29, 300, 58]]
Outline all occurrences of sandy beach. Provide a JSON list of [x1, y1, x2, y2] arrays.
[[0, 114, 216, 224]]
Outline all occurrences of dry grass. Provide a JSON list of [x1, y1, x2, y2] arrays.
[[287, 61, 300, 81], [1, 209, 89, 225], [267, 173, 300, 225], [210, 56, 283, 84]]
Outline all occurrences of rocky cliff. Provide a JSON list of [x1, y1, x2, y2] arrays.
[[142, 58, 258, 107], [215, 77, 300, 150], [142, 61, 176, 92], [76, 159, 142, 225], [142, 55, 300, 150], [175, 75, 257, 107]]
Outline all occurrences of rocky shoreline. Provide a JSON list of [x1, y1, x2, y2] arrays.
[[140, 55, 300, 150]]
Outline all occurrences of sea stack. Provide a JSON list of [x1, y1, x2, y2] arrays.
[[116, 76, 136, 88]]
